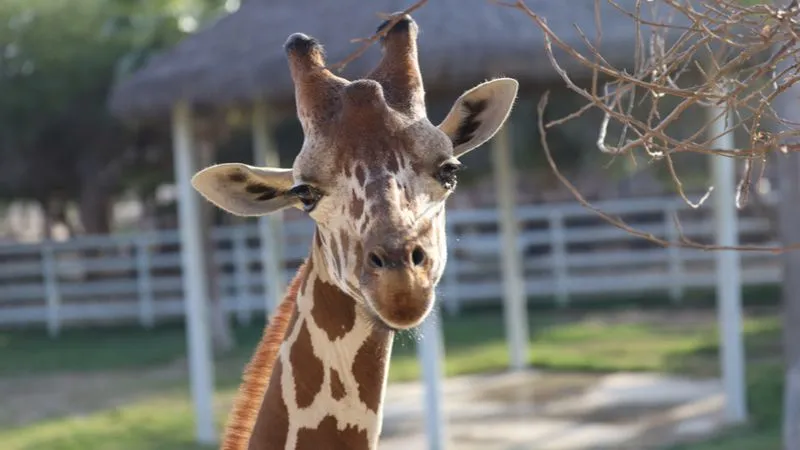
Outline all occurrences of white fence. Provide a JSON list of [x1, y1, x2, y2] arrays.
[[0, 196, 782, 335]]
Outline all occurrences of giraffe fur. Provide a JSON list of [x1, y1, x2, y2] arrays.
[[191, 12, 518, 450]]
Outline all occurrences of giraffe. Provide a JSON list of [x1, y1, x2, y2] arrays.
[[191, 13, 518, 450]]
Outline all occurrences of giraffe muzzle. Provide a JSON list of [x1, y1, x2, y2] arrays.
[[366, 243, 427, 270], [361, 242, 435, 330]]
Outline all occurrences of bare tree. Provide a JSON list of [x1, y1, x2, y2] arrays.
[[487, 0, 800, 251], [487, 0, 800, 448]]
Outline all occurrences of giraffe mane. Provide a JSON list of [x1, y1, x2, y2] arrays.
[[221, 261, 308, 450]]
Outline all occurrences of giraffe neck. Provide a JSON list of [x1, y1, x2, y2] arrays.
[[248, 231, 395, 450]]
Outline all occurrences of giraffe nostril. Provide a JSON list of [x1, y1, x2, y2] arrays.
[[411, 246, 426, 267], [368, 251, 385, 269]]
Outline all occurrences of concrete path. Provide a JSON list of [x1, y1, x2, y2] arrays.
[[378, 370, 726, 450]]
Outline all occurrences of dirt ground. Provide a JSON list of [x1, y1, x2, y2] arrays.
[[0, 309, 744, 449], [0, 359, 187, 428]]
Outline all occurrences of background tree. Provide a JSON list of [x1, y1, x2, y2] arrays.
[[0, 0, 237, 351], [0, 0, 228, 235]]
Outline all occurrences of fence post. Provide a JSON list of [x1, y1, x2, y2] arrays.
[[417, 304, 449, 450], [549, 210, 569, 307], [233, 225, 252, 325], [41, 243, 61, 337], [442, 220, 461, 316], [136, 235, 155, 328], [664, 206, 684, 303]]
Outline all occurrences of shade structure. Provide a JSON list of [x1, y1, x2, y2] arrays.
[[108, 0, 679, 121]]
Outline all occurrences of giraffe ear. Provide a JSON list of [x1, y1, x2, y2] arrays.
[[191, 163, 299, 216], [437, 78, 519, 158]]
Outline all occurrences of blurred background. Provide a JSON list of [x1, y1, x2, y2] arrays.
[[0, 0, 791, 449]]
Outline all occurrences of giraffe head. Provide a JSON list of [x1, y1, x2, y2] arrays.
[[193, 14, 517, 331]]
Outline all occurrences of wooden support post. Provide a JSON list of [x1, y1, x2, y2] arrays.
[[708, 101, 747, 424], [172, 100, 217, 444], [41, 243, 61, 337], [491, 118, 529, 371]]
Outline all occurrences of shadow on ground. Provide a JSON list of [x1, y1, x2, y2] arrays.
[[0, 306, 784, 450]]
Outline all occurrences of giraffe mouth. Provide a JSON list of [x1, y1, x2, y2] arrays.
[[362, 288, 435, 331], [362, 305, 402, 333]]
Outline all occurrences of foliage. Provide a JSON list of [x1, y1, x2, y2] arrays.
[[0, 0, 228, 229]]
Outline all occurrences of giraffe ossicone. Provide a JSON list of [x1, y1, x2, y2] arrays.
[[192, 12, 518, 450]]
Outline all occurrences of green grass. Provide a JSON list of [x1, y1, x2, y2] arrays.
[[0, 324, 193, 375], [1, 399, 205, 450], [0, 307, 780, 380], [0, 305, 786, 450], [669, 429, 780, 450]]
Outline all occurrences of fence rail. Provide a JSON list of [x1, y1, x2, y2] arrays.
[[0, 196, 781, 335]]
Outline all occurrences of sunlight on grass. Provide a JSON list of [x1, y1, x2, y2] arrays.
[[0, 308, 783, 450], [0, 395, 220, 450], [390, 317, 744, 381]]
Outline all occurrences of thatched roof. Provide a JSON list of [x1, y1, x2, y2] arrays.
[[108, 0, 682, 120]]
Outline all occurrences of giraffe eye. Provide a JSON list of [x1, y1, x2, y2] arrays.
[[435, 161, 464, 191], [288, 184, 323, 212]]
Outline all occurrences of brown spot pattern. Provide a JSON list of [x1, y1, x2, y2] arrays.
[[296, 415, 369, 449], [352, 329, 391, 413], [247, 359, 289, 450], [312, 278, 357, 341], [235, 14, 474, 449], [330, 368, 346, 400], [397, 152, 407, 170], [364, 179, 382, 199], [353, 242, 364, 277], [350, 191, 364, 220], [355, 165, 366, 186], [360, 216, 370, 235], [290, 321, 325, 409], [227, 171, 247, 183], [221, 261, 307, 450], [386, 152, 400, 173]]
